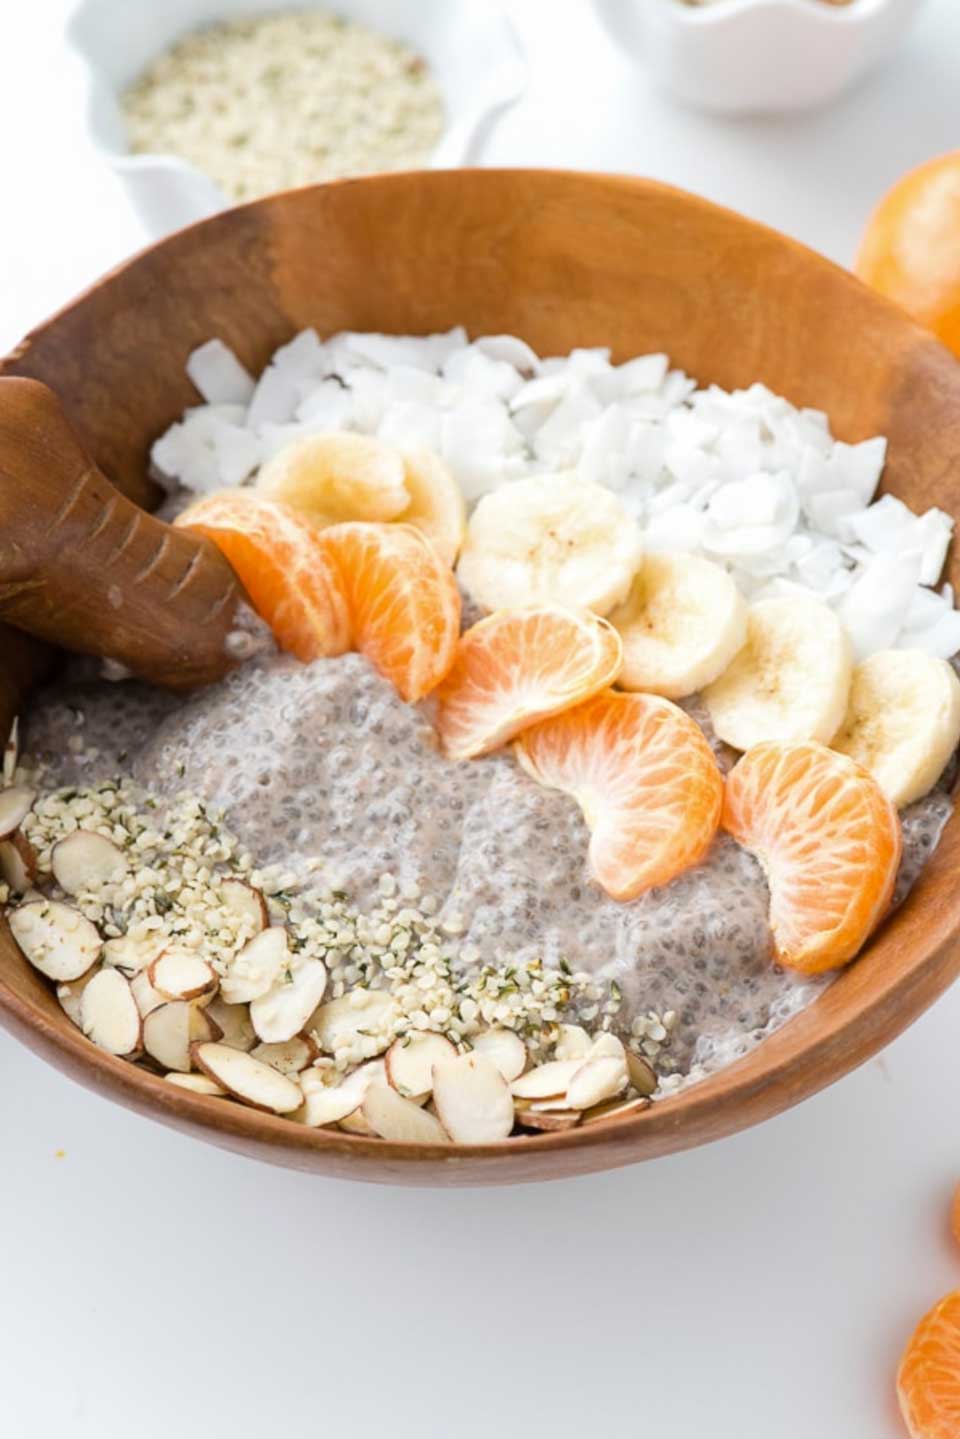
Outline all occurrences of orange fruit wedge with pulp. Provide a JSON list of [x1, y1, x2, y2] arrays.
[[897, 1289, 960, 1438], [434, 606, 623, 761], [515, 690, 723, 901], [723, 741, 901, 974], [175, 491, 349, 663], [318, 522, 460, 702]]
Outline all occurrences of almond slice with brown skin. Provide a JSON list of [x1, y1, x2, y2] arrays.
[[362, 1081, 450, 1144], [296, 1064, 374, 1127], [0, 785, 35, 840], [206, 995, 256, 1052], [581, 1095, 651, 1125], [338, 1108, 379, 1136], [510, 1059, 584, 1101], [310, 988, 399, 1056], [147, 949, 218, 1002], [191, 1042, 303, 1113], [385, 1031, 457, 1099], [164, 1072, 227, 1097], [250, 957, 328, 1043], [625, 1050, 658, 1097], [130, 968, 166, 1018], [57, 965, 102, 1026], [0, 833, 40, 893], [432, 1053, 514, 1143], [79, 968, 142, 1056], [143, 1000, 219, 1072], [565, 1056, 628, 1110], [51, 831, 126, 894], [467, 1028, 527, 1082], [220, 926, 289, 1004], [251, 1034, 318, 1077], [8, 900, 101, 980], [515, 1108, 582, 1133], [220, 877, 268, 933]]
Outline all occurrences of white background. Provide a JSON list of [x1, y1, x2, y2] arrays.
[[2, 3, 960, 1436]]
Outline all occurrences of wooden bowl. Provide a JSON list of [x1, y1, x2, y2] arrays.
[[2, 170, 960, 1186]]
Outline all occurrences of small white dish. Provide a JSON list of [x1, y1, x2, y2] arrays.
[[65, 0, 526, 237], [592, 0, 927, 115]]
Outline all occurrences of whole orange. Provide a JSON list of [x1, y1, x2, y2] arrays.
[[856, 151, 960, 358]]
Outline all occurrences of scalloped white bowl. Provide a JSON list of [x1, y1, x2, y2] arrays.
[[593, 0, 927, 115], [65, 0, 526, 237]]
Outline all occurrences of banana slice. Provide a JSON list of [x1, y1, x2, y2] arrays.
[[256, 432, 409, 524], [832, 649, 960, 807], [610, 552, 747, 699], [456, 473, 642, 616], [400, 448, 466, 567], [704, 596, 852, 751]]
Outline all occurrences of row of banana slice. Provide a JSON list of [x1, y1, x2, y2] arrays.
[[254, 431, 960, 811]]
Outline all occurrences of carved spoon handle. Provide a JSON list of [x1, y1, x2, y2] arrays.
[[0, 377, 245, 690]]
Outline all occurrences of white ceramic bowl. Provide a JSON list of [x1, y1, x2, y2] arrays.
[[65, 0, 526, 237], [592, 0, 927, 115]]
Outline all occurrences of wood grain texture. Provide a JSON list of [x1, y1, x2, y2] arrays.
[[1, 170, 959, 1185], [0, 377, 245, 689]]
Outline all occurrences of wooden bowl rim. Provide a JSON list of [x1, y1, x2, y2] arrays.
[[3, 167, 960, 1183]]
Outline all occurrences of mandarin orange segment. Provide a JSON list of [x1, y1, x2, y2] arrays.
[[515, 690, 723, 901], [722, 741, 901, 975], [175, 492, 349, 663], [318, 522, 460, 702], [897, 1290, 960, 1439], [434, 606, 623, 761]]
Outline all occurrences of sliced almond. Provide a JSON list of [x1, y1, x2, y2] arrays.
[[51, 830, 126, 894], [250, 956, 328, 1043], [385, 1031, 457, 1099], [515, 1108, 582, 1133], [338, 1107, 378, 1136], [220, 877, 268, 933], [467, 1027, 527, 1082], [191, 1041, 303, 1113], [142, 1000, 216, 1072], [625, 1049, 658, 1097], [251, 1034, 318, 1077], [206, 995, 256, 1052], [56, 965, 102, 1026], [566, 1056, 629, 1110], [296, 1064, 374, 1127], [130, 968, 166, 1018], [554, 1023, 592, 1061], [588, 1031, 626, 1062], [0, 833, 40, 893], [103, 933, 165, 976], [432, 1053, 514, 1144], [164, 1072, 227, 1097], [220, 926, 288, 1004], [8, 900, 101, 980], [310, 988, 399, 1056], [148, 949, 218, 1002], [581, 1095, 651, 1126], [362, 1081, 450, 1144], [2, 718, 18, 787], [79, 968, 142, 1056], [0, 785, 35, 840], [510, 1059, 584, 1101]]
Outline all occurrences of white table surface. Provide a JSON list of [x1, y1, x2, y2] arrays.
[[2, 4, 960, 1436]]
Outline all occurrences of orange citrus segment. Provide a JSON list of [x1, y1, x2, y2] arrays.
[[515, 690, 723, 901], [722, 741, 902, 975], [175, 492, 349, 663], [318, 522, 460, 701], [434, 606, 623, 760], [897, 1290, 960, 1439]]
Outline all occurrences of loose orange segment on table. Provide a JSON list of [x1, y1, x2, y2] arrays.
[[515, 690, 723, 901], [434, 606, 623, 760], [723, 742, 901, 975], [175, 492, 349, 662], [856, 151, 960, 358], [318, 522, 460, 702], [897, 1289, 960, 1439]]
